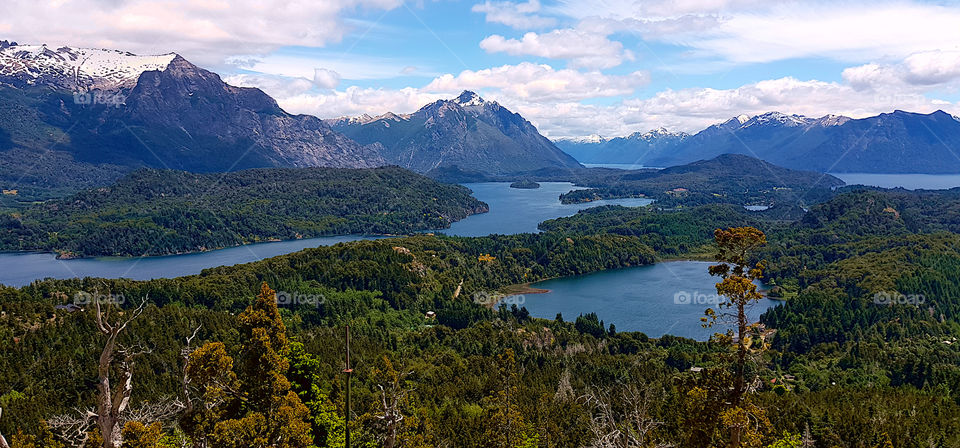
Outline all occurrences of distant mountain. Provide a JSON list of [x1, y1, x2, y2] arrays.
[[555, 128, 689, 165], [0, 41, 383, 198], [556, 110, 960, 173], [328, 91, 582, 176]]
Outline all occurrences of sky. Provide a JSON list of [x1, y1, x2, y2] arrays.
[[3, 0, 960, 137]]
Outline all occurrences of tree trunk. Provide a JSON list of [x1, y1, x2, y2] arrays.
[[97, 332, 122, 448], [734, 301, 748, 405], [0, 407, 10, 448]]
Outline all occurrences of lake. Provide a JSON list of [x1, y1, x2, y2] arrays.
[[511, 261, 777, 341], [830, 173, 960, 190], [0, 182, 652, 286], [0, 235, 378, 287], [438, 182, 654, 237]]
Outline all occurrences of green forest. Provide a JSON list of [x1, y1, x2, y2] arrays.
[[0, 166, 487, 257], [1, 187, 960, 447]]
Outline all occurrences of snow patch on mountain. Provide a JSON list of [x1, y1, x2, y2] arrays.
[[0, 41, 175, 90], [554, 134, 606, 144], [453, 90, 486, 107], [742, 112, 812, 128]]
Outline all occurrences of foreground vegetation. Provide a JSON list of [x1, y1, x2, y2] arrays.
[[1, 187, 960, 447], [0, 166, 487, 257]]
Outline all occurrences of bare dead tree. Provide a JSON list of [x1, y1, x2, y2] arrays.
[[582, 385, 673, 448], [48, 409, 98, 447], [180, 325, 202, 417], [123, 398, 185, 424], [376, 367, 412, 448], [94, 295, 149, 448]]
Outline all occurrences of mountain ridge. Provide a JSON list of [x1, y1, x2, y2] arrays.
[[328, 90, 583, 175], [555, 109, 960, 173], [0, 43, 386, 198]]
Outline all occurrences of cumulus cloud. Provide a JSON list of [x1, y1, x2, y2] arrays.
[[472, 0, 557, 29], [0, 0, 403, 66], [281, 87, 447, 119], [224, 74, 317, 98], [312, 69, 342, 89], [842, 50, 960, 92], [480, 29, 633, 69], [423, 62, 649, 101], [554, 1, 960, 65]]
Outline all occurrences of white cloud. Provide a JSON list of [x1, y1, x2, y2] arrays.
[[554, 1, 960, 65], [282, 87, 447, 118], [0, 0, 403, 66], [842, 50, 960, 91], [902, 50, 960, 86], [224, 74, 317, 98], [312, 69, 342, 89], [480, 29, 634, 69], [472, 0, 557, 29], [226, 53, 433, 81], [423, 63, 649, 101]]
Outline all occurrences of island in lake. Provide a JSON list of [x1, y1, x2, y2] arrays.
[[509, 180, 541, 189]]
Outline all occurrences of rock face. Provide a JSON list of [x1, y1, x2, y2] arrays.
[[329, 91, 583, 176], [555, 110, 960, 173], [0, 42, 384, 184]]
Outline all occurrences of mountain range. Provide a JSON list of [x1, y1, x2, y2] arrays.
[[327, 91, 582, 175], [0, 42, 383, 177], [0, 42, 573, 199], [555, 110, 960, 173]]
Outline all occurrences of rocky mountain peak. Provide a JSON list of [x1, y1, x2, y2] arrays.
[[453, 90, 485, 107]]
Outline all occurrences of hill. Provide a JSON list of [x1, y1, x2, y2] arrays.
[[0, 166, 487, 257], [559, 154, 844, 207]]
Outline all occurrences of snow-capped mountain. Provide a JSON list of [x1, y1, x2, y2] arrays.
[[0, 40, 176, 90], [555, 110, 960, 173], [554, 127, 688, 164], [553, 134, 607, 144], [328, 91, 582, 175], [741, 112, 812, 128], [0, 42, 386, 192]]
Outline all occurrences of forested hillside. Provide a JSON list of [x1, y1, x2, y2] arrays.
[[1, 188, 960, 446], [0, 166, 487, 257]]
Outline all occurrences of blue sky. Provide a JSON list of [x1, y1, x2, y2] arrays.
[[5, 0, 960, 137]]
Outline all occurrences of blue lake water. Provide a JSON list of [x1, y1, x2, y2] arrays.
[[512, 261, 777, 341], [438, 182, 654, 237], [0, 182, 652, 287], [830, 173, 960, 190], [0, 235, 377, 287]]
